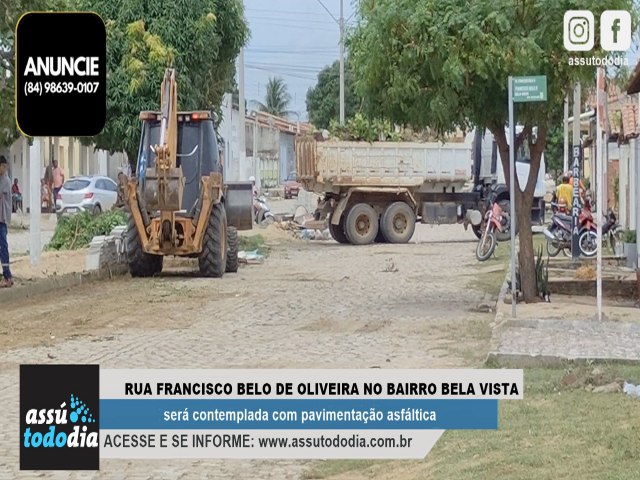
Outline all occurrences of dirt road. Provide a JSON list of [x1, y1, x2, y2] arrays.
[[0, 224, 498, 479]]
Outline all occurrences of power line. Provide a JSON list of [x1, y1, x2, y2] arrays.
[[246, 63, 325, 74], [313, 0, 339, 24], [247, 20, 336, 32], [246, 65, 319, 81], [245, 7, 330, 18], [245, 48, 338, 55], [247, 15, 336, 26]]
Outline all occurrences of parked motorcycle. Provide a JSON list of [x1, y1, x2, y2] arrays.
[[476, 201, 504, 261], [254, 195, 275, 225], [602, 209, 624, 255], [544, 202, 598, 257]]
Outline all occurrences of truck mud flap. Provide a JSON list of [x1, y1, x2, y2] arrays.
[[224, 182, 254, 231]]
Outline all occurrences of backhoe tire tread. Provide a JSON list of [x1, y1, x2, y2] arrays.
[[199, 203, 228, 278], [226, 226, 239, 273], [126, 214, 162, 277]]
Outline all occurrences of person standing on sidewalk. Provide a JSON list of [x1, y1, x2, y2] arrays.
[[0, 156, 13, 287], [52, 159, 65, 209]]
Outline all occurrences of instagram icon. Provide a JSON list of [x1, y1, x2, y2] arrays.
[[564, 10, 595, 51]]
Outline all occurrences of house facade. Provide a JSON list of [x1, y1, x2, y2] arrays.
[[0, 136, 128, 212], [218, 93, 313, 190]]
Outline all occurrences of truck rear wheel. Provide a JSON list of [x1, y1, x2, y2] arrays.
[[225, 226, 239, 273], [199, 203, 228, 278], [126, 214, 163, 277], [344, 203, 379, 245], [380, 202, 416, 244], [328, 213, 349, 244]]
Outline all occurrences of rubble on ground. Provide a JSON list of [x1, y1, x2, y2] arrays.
[[273, 210, 331, 241]]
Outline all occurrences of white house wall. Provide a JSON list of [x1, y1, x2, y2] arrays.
[[4, 136, 128, 211]]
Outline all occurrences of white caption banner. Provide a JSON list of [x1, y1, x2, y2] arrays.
[[100, 369, 523, 399], [100, 429, 445, 460]]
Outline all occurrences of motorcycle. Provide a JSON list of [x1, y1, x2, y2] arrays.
[[602, 209, 624, 255], [543, 202, 598, 258], [476, 201, 504, 262], [254, 195, 275, 225]]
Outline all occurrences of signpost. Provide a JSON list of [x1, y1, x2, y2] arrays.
[[508, 75, 547, 318], [571, 84, 582, 262]]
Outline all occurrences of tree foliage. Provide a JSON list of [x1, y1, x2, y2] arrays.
[[252, 77, 293, 117], [75, 0, 249, 165], [349, 0, 637, 302], [306, 59, 360, 129], [0, 0, 68, 148]]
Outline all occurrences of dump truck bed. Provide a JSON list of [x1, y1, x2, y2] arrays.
[[296, 139, 473, 194]]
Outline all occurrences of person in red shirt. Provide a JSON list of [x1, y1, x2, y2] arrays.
[[11, 179, 22, 212]]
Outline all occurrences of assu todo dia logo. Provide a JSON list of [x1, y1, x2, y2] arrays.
[[23, 393, 98, 448], [20, 364, 100, 470]]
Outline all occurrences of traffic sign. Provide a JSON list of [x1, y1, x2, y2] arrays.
[[512, 76, 547, 103]]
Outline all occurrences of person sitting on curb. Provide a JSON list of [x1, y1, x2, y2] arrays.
[[0, 156, 13, 288], [11, 179, 22, 212]]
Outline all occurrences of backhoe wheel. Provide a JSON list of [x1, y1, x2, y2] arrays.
[[126, 214, 163, 277], [199, 203, 228, 278], [344, 203, 379, 245], [380, 202, 416, 244], [226, 226, 239, 273]]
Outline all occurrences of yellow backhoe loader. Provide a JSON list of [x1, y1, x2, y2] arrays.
[[125, 68, 253, 277]]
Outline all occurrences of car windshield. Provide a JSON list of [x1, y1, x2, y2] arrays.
[[63, 179, 91, 190], [287, 173, 297, 181]]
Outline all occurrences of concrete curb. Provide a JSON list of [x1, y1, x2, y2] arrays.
[[485, 259, 640, 368], [2, 225, 130, 303], [486, 352, 640, 369], [0, 265, 129, 303]]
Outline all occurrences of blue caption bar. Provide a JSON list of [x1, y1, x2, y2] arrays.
[[100, 399, 497, 430]]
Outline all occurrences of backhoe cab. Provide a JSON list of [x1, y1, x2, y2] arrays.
[[125, 68, 253, 277]]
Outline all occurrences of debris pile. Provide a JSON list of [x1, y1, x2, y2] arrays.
[[274, 208, 331, 241]]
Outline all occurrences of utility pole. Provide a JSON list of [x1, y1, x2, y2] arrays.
[[315, 0, 346, 125], [238, 48, 246, 181], [339, 0, 345, 125], [28, 137, 41, 267], [563, 94, 569, 173]]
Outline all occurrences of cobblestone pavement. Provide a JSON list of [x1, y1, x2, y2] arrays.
[[0, 224, 494, 479], [489, 318, 640, 365]]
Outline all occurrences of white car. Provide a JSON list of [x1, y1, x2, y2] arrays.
[[56, 175, 118, 217]]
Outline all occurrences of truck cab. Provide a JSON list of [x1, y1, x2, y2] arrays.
[[474, 127, 546, 226]]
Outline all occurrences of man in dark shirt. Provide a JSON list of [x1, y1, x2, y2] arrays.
[[0, 156, 13, 287]]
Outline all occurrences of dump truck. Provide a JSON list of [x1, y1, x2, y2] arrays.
[[125, 68, 253, 277], [295, 128, 546, 245]]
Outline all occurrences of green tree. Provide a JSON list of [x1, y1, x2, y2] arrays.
[[251, 77, 293, 117], [0, 0, 68, 148], [75, 0, 249, 167], [349, 0, 636, 302], [545, 117, 564, 177], [306, 59, 360, 129]]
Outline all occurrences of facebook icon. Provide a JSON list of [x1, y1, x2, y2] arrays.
[[601, 10, 632, 51]]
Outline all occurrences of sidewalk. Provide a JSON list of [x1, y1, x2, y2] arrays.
[[7, 213, 58, 255], [488, 286, 640, 366]]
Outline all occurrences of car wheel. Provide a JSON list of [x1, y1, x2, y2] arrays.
[[93, 204, 102, 216]]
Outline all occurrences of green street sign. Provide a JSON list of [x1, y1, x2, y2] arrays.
[[512, 76, 547, 103]]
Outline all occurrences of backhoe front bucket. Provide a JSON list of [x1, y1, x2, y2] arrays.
[[143, 167, 184, 211], [224, 181, 254, 231]]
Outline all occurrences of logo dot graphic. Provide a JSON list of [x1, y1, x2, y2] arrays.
[[66, 393, 95, 424]]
